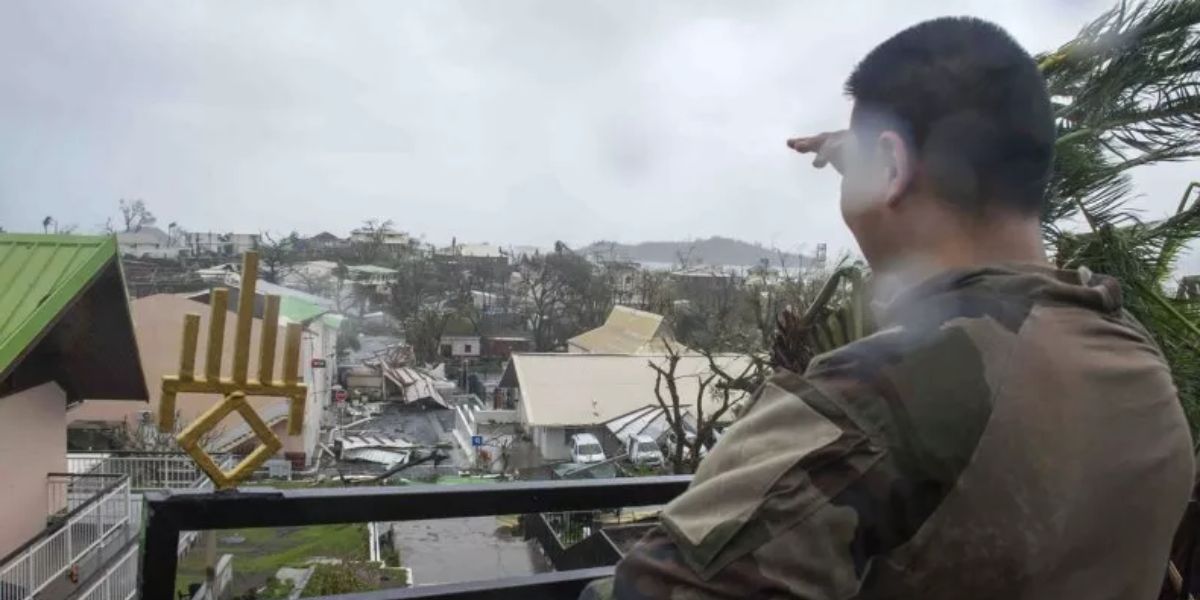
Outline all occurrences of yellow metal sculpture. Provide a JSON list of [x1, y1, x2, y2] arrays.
[[160, 251, 306, 489]]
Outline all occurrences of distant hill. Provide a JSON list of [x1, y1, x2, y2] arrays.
[[577, 236, 810, 268]]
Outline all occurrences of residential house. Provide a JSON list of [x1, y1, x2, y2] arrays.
[[234, 280, 342, 467], [66, 294, 305, 460], [497, 353, 748, 462], [349, 227, 414, 248], [113, 279, 342, 466], [347, 264, 399, 293], [481, 335, 532, 360], [440, 335, 481, 359], [116, 226, 183, 259], [0, 234, 148, 597], [184, 232, 261, 257], [302, 231, 348, 250], [567, 305, 680, 354]]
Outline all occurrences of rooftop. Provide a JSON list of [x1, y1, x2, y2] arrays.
[[567, 305, 679, 355], [502, 352, 749, 427], [0, 234, 148, 401]]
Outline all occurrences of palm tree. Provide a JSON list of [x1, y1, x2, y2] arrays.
[[1038, 0, 1200, 429], [774, 0, 1200, 430]]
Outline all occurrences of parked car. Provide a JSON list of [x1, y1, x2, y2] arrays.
[[625, 434, 664, 467], [569, 433, 606, 464]]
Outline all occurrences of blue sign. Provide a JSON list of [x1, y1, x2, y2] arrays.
[[471, 435, 484, 447]]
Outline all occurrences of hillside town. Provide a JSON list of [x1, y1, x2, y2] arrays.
[[4, 1, 1200, 599], [1, 217, 819, 598]]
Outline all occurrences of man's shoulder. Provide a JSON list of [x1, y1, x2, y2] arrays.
[[658, 303, 1028, 578]]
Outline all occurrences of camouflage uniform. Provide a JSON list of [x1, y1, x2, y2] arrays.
[[582, 264, 1195, 600]]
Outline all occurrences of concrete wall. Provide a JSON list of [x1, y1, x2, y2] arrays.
[[296, 321, 338, 466], [0, 382, 67, 557], [532, 426, 571, 461]]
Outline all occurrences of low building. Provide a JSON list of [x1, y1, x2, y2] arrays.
[[567, 305, 680, 354], [0, 233, 148, 596], [440, 334, 481, 358], [498, 353, 748, 462], [302, 231, 348, 250], [349, 227, 414, 248], [184, 231, 261, 257], [482, 335, 533, 360], [116, 226, 183, 259], [348, 264, 399, 292]]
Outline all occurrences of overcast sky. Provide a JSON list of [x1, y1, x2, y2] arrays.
[[0, 0, 1196, 270]]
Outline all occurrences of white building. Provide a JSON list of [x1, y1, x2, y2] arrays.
[[348, 264, 399, 291], [185, 231, 261, 256], [350, 228, 413, 247], [116, 226, 183, 259], [439, 334, 481, 358], [498, 353, 749, 462]]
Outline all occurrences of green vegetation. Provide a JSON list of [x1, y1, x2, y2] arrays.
[[175, 524, 367, 598], [300, 562, 408, 597]]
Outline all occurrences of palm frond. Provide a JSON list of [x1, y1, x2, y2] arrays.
[[1040, 0, 1200, 229]]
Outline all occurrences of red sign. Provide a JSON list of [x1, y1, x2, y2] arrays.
[[311, 358, 327, 368], [334, 390, 348, 403]]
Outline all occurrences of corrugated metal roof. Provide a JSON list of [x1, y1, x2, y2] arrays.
[[0, 234, 120, 377], [567, 305, 682, 354], [509, 352, 750, 427]]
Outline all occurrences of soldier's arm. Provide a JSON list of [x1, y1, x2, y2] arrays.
[[580, 369, 889, 600]]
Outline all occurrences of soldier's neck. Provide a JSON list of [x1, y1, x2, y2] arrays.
[[873, 214, 1048, 299]]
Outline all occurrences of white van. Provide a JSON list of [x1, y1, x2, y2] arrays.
[[569, 433, 606, 464], [626, 434, 664, 467]]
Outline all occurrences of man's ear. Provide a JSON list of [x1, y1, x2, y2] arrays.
[[877, 131, 913, 207]]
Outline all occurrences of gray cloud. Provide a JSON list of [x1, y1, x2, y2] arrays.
[[0, 0, 1196, 271]]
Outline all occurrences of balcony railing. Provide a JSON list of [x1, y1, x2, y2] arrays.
[[0, 474, 131, 600], [140, 476, 692, 599], [68, 452, 233, 492], [72, 544, 137, 600]]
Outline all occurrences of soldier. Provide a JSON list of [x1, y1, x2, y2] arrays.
[[583, 16, 1194, 600]]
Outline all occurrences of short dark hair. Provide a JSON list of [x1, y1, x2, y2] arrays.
[[846, 17, 1054, 215]]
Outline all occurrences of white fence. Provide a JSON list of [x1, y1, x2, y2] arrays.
[[0, 477, 130, 600], [75, 544, 138, 600], [186, 554, 233, 600], [68, 452, 234, 492]]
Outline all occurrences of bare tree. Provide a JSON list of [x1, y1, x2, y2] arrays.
[[516, 253, 571, 351], [118, 199, 156, 232], [648, 342, 759, 474], [352, 218, 396, 264], [258, 230, 301, 284]]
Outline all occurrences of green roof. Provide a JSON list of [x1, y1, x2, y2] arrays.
[[0, 234, 121, 376]]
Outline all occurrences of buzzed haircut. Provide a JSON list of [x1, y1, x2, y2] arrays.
[[846, 17, 1055, 215]]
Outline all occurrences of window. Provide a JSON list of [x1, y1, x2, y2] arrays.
[[440, 344, 452, 358], [464, 344, 472, 353]]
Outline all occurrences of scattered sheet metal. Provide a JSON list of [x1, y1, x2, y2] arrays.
[[341, 448, 410, 466], [604, 405, 696, 445], [379, 364, 450, 408]]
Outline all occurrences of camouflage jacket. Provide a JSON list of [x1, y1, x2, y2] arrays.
[[583, 264, 1194, 600]]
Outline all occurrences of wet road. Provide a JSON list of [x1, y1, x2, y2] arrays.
[[389, 517, 549, 585]]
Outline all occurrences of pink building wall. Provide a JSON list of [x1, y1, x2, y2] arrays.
[[0, 382, 67, 557], [68, 294, 302, 452]]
